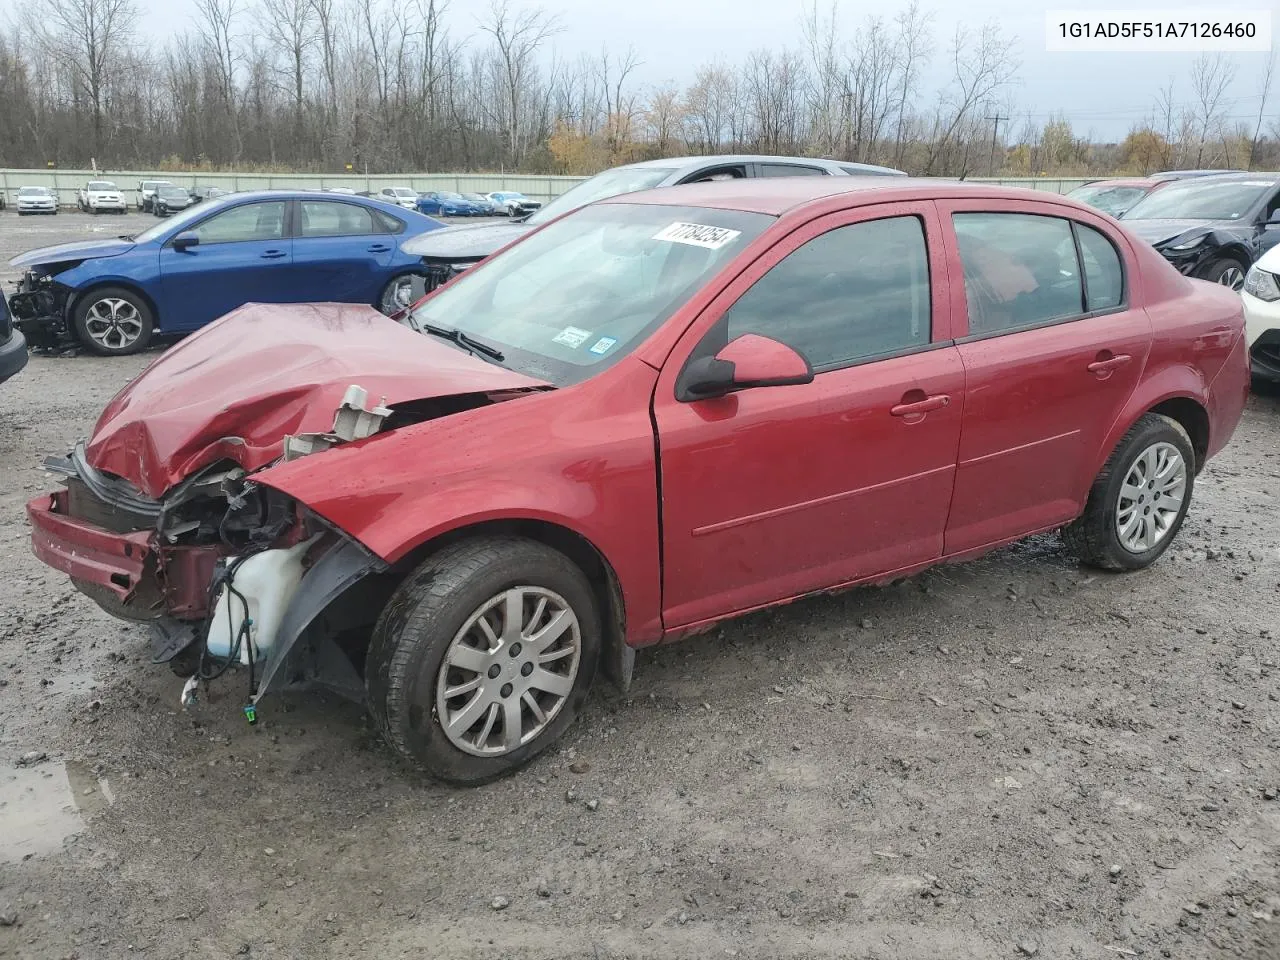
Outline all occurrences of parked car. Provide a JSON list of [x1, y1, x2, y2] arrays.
[[486, 191, 542, 217], [16, 186, 58, 216], [192, 186, 231, 203], [1242, 243, 1280, 382], [77, 180, 127, 214], [1149, 169, 1247, 183], [379, 186, 420, 209], [325, 187, 357, 195], [1067, 178, 1166, 218], [1119, 173, 1280, 289], [415, 191, 476, 217], [7, 191, 445, 355], [462, 193, 502, 216], [153, 185, 195, 216], [22, 178, 1249, 784], [0, 287, 27, 385], [403, 155, 907, 290], [138, 180, 174, 213]]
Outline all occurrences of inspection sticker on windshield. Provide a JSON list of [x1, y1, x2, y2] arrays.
[[552, 326, 592, 348], [589, 337, 618, 355], [652, 222, 742, 250]]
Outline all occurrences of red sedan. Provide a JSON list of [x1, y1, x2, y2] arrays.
[[27, 178, 1250, 783]]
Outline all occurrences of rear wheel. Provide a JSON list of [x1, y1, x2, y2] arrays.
[[366, 537, 600, 785], [73, 286, 155, 355], [1063, 413, 1194, 571], [1197, 257, 1248, 291]]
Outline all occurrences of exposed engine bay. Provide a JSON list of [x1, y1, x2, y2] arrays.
[[36, 383, 512, 712], [8, 269, 74, 350]]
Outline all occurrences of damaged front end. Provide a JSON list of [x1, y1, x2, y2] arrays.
[[28, 387, 402, 706], [8, 269, 75, 351]]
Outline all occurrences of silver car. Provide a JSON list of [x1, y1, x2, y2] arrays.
[[16, 186, 58, 215]]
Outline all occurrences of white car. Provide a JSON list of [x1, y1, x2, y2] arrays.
[[77, 180, 127, 214], [16, 186, 57, 215], [378, 186, 419, 209], [137, 179, 174, 213], [1242, 245, 1280, 382]]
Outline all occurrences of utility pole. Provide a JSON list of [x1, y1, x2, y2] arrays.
[[986, 113, 1009, 176]]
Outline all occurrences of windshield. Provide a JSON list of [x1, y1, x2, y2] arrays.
[[18, 187, 49, 196], [88, 181, 116, 191], [463, 194, 487, 201], [158, 186, 188, 198], [1069, 184, 1150, 216], [1122, 179, 1274, 220], [440, 192, 464, 201], [393, 188, 416, 197], [408, 202, 773, 385], [527, 166, 676, 225], [143, 181, 171, 190]]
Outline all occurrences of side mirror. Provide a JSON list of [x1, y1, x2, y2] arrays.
[[172, 231, 200, 251], [678, 333, 814, 401], [1266, 210, 1280, 228]]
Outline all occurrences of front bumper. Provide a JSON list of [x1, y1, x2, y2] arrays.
[[8, 273, 74, 350], [27, 491, 221, 620], [1242, 289, 1280, 381], [17, 203, 56, 213], [89, 199, 126, 210], [0, 330, 28, 383]]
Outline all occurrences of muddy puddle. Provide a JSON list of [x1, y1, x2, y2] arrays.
[[0, 760, 115, 864]]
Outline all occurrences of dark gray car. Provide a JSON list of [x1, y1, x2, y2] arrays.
[[401, 155, 906, 289]]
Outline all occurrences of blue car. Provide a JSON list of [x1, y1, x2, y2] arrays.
[[415, 191, 475, 217], [7, 191, 444, 355]]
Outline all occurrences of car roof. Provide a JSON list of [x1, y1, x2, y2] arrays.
[[602, 177, 1097, 217], [1073, 178, 1156, 189], [616, 154, 906, 177], [1150, 172, 1280, 186]]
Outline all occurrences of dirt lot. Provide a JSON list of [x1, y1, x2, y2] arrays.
[[2, 212, 1280, 960]]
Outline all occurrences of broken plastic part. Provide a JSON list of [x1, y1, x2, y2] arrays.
[[331, 385, 391, 442], [180, 674, 200, 708], [283, 434, 335, 461]]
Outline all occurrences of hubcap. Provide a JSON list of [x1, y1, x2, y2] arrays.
[[1218, 266, 1245, 291], [435, 586, 581, 757], [382, 275, 422, 314], [1115, 441, 1187, 554], [84, 298, 143, 350]]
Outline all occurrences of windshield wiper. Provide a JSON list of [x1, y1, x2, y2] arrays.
[[118, 234, 135, 242], [411, 317, 505, 362]]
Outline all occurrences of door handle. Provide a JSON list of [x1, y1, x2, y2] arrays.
[[259, 250, 287, 260], [367, 244, 392, 253], [891, 393, 951, 418], [1087, 353, 1132, 377]]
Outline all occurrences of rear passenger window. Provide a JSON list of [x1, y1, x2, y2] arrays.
[[1076, 224, 1124, 310], [723, 216, 931, 369], [953, 213, 1084, 335], [299, 201, 376, 237], [760, 164, 827, 177]]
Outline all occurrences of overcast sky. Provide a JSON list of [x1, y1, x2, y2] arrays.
[[104, 0, 1280, 141]]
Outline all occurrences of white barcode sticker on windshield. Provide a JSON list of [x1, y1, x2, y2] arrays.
[[552, 326, 592, 348], [652, 222, 742, 250]]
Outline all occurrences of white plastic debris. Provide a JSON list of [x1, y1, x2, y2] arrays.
[[331, 385, 391, 442], [180, 674, 200, 708]]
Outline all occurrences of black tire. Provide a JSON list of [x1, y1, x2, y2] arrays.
[[366, 536, 601, 785], [72, 286, 155, 356], [1063, 413, 1195, 571], [378, 272, 427, 315], [1196, 256, 1248, 290]]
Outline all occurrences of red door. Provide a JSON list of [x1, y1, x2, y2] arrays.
[[936, 200, 1153, 555], [652, 203, 964, 631]]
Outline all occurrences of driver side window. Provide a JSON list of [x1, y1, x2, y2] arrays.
[[191, 201, 286, 244]]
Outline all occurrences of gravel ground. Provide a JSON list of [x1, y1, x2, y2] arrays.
[[1, 213, 1280, 960]]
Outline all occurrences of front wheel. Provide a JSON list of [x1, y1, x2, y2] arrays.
[[1063, 413, 1195, 571], [72, 286, 155, 356], [366, 537, 601, 785], [1197, 257, 1248, 291], [378, 272, 426, 315]]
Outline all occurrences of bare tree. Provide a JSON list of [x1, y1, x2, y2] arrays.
[[1189, 53, 1237, 166], [259, 0, 317, 148], [479, 0, 559, 167], [195, 0, 243, 160], [27, 0, 136, 159], [923, 22, 1018, 174], [891, 0, 933, 167], [1249, 50, 1277, 168]]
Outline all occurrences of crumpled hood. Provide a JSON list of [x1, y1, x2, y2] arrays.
[[1122, 218, 1244, 247], [84, 302, 549, 498], [400, 220, 532, 261], [11, 238, 136, 268]]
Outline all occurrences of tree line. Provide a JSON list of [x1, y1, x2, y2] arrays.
[[0, 0, 1276, 177]]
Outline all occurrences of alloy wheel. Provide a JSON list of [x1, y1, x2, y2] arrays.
[[83, 298, 144, 351], [1218, 265, 1245, 291], [1115, 441, 1187, 553], [435, 586, 581, 757]]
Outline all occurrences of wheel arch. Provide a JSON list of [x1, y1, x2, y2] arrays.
[[67, 279, 161, 330], [1146, 396, 1210, 471], [392, 517, 633, 690]]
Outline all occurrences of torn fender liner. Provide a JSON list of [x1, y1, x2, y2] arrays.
[[252, 536, 386, 700], [83, 301, 549, 498]]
